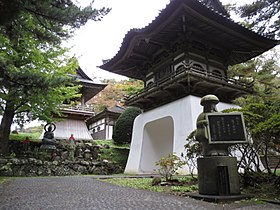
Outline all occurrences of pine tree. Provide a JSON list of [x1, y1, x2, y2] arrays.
[[0, 1, 110, 155], [228, 52, 280, 173], [237, 0, 280, 38]]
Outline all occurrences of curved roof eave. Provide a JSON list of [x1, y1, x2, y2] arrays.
[[100, 0, 279, 75]]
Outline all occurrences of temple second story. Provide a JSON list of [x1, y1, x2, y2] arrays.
[[61, 67, 107, 114]]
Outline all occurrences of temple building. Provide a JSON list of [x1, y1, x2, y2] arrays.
[[99, 0, 278, 174], [86, 105, 125, 140], [49, 67, 107, 141]]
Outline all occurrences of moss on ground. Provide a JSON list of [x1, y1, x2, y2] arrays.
[[102, 176, 198, 194], [95, 140, 130, 169]]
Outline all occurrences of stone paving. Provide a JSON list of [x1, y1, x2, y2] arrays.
[[0, 176, 279, 210]]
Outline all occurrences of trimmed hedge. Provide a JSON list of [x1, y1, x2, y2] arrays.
[[113, 107, 142, 144]]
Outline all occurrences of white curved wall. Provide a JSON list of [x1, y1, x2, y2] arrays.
[[124, 95, 239, 174], [140, 116, 174, 173]]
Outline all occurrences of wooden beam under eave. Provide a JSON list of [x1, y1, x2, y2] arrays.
[[130, 52, 150, 60], [145, 38, 165, 47]]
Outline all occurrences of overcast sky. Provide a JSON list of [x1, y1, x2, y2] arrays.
[[69, 0, 255, 81]]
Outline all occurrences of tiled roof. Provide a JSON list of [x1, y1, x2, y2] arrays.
[[99, 0, 278, 80]]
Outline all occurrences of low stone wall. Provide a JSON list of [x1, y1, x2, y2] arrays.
[[0, 158, 121, 176], [0, 140, 122, 176]]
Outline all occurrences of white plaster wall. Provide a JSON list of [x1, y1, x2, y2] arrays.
[[124, 95, 239, 175], [105, 125, 113, 140], [108, 125, 113, 140], [139, 116, 174, 173]]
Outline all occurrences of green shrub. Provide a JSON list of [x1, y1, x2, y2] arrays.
[[113, 107, 141, 144], [155, 153, 186, 181]]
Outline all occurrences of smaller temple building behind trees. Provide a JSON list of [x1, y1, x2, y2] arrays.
[[45, 67, 107, 141], [86, 105, 125, 140]]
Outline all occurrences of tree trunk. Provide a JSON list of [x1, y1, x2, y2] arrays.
[[264, 143, 272, 174], [0, 102, 15, 155]]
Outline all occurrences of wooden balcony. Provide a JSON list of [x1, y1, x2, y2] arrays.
[[125, 66, 254, 111], [57, 104, 94, 120], [60, 104, 94, 113]]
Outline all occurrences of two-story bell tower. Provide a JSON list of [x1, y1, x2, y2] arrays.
[[100, 0, 278, 174]]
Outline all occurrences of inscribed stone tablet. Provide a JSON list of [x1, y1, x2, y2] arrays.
[[206, 113, 247, 144]]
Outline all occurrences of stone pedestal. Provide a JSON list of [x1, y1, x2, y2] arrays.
[[198, 156, 240, 195]]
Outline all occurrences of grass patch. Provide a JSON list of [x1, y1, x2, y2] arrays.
[[99, 147, 129, 168], [102, 178, 164, 192], [170, 185, 198, 192], [95, 140, 130, 169], [95, 140, 130, 149], [10, 132, 41, 142], [101, 176, 198, 194], [0, 177, 11, 184]]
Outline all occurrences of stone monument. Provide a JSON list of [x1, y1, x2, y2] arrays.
[[40, 123, 57, 150], [195, 95, 248, 196]]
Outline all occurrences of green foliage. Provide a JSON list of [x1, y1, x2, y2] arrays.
[[151, 177, 162, 186], [99, 148, 129, 169], [25, 126, 44, 134], [219, 103, 280, 173], [9, 132, 41, 142], [184, 131, 202, 177], [225, 53, 280, 174], [0, 29, 80, 123], [115, 79, 144, 97], [103, 178, 165, 193], [102, 176, 198, 194], [0, 177, 10, 184], [112, 107, 142, 144], [9, 152, 16, 159], [254, 113, 280, 141], [155, 154, 186, 181], [240, 171, 280, 200], [228, 53, 280, 98], [245, 105, 279, 172], [0, 1, 110, 154], [0, 21, 80, 126], [0, 0, 111, 43], [237, 0, 280, 38], [95, 140, 130, 169], [90, 79, 144, 112], [95, 140, 130, 149], [170, 185, 198, 192]]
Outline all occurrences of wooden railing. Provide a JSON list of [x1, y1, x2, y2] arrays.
[[60, 104, 94, 112], [126, 65, 254, 101]]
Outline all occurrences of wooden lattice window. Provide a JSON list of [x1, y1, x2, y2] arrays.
[[193, 63, 205, 71], [212, 70, 223, 78]]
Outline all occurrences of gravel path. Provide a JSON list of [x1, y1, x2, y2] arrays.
[[0, 176, 278, 210]]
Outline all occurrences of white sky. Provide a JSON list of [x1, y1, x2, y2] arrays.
[[70, 0, 255, 81]]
